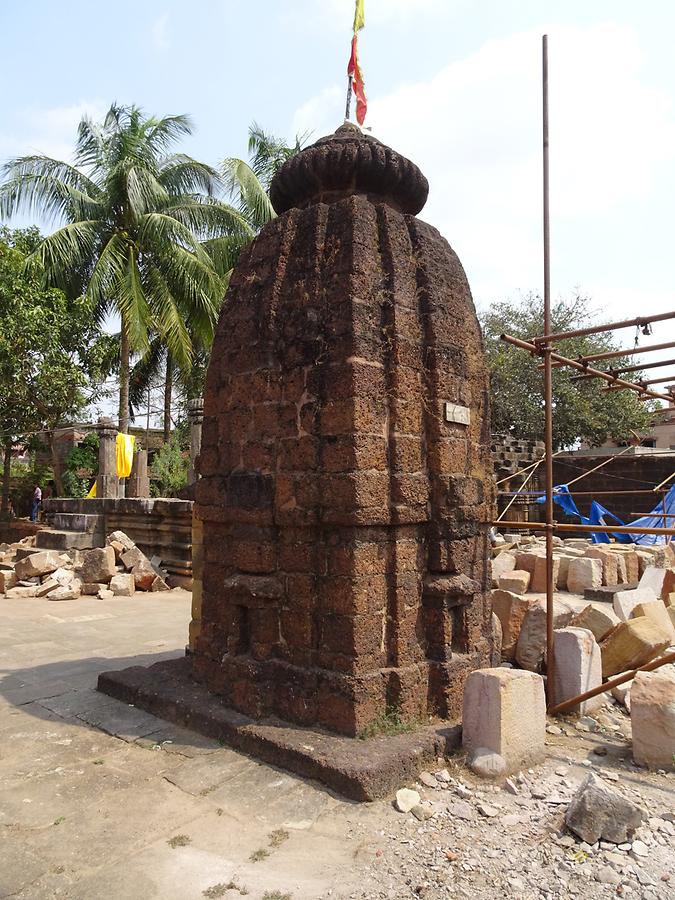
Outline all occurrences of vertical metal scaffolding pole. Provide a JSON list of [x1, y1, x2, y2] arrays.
[[542, 35, 555, 706]]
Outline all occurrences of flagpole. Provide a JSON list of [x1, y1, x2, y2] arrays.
[[345, 74, 353, 121]]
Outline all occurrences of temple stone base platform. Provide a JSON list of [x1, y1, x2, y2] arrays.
[[97, 657, 460, 801]]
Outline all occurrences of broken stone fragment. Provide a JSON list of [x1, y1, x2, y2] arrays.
[[131, 557, 158, 590], [97, 588, 114, 600], [36, 578, 59, 597], [109, 573, 135, 596], [108, 540, 126, 560], [567, 557, 602, 594], [120, 546, 145, 570], [530, 555, 560, 593], [78, 546, 116, 584], [631, 599, 675, 643], [515, 598, 574, 672], [491, 551, 517, 587], [14, 549, 63, 580], [0, 569, 17, 593], [491, 590, 535, 661], [394, 788, 421, 813], [565, 772, 643, 844], [630, 666, 675, 770], [47, 585, 80, 601], [599, 617, 671, 678], [613, 588, 658, 622], [5, 585, 38, 598], [81, 582, 105, 595], [570, 603, 620, 642], [150, 575, 170, 592], [497, 570, 530, 595], [468, 748, 506, 778], [106, 530, 136, 551]]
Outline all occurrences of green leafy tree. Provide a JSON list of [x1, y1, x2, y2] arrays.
[[480, 293, 655, 450], [0, 104, 249, 432], [150, 432, 189, 497], [0, 227, 106, 508]]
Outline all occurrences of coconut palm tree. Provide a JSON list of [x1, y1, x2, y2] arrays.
[[0, 103, 251, 432]]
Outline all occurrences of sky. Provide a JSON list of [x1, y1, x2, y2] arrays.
[[2, 0, 675, 381]]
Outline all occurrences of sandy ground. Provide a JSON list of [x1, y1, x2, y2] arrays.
[[0, 591, 672, 900]]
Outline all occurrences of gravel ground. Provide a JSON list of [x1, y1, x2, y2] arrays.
[[337, 700, 673, 900]]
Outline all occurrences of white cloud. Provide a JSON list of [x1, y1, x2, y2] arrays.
[[151, 13, 170, 51], [291, 23, 675, 311], [0, 100, 106, 164]]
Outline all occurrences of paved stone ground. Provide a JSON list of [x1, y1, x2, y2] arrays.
[[1, 591, 673, 900]]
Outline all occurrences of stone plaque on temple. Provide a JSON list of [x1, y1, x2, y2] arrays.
[[191, 123, 495, 737]]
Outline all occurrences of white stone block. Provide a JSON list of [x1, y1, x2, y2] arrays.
[[631, 666, 675, 770], [551, 627, 603, 714], [462, 668, 546, 773], [613, 588, 657, 622], [567, 557, 602, 594]]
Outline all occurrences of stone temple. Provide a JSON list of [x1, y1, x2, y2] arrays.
[[190, 123, 495, 737]]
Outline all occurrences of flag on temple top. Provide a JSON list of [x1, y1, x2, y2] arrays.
[[347, 1, 367, 125]]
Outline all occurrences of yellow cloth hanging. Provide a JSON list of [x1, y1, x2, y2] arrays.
[[86, 481, 97, 498], [116, 433, 136, 478]]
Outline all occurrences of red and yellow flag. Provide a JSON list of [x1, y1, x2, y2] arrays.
[[347, 1, 367, 125]]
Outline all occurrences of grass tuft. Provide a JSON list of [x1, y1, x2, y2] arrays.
[[249, 848, 270, 863], [268, 828, 289, 847], [167, 834, 191, 848]]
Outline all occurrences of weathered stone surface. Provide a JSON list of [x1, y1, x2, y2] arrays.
[[638, 566, 675, 601], [47, 585, 79, 601], [109, 573, 135, 597], [79, 546, 116, 584], [14, 550, 62, 580], [150, 574, 171, 592], [570, 603, 620, 642], [462, 668, 545, 773], [631, 600, 675, 643], [5, 585, 37, 598], [35, 578, 59, 597], [567, 558, 602, 594], [531, 556, 560, 593], [121, 546, 145, 570], [491, 612, 502, 666], [583, 583, 639, 604], [515, 598, 574, 672], [585, 547, 618, 587], [491, 551, 517, 587], [498, 570, 530, 595], [491, 590, 535, 661], [599, 617, 671, 677], [131, 558, 157, 591], [81, 582, 105, 595], [395, 788, 421, 812], [613, 587, 657, 622], [97, 588, 114, 600], [565, 772, 643, 843], [106, 530, 136, 551], [191, 124, 495, 736], [468, 748, 506, 778], [0, 569, 17, 593], [631, 666, 675, 770], [611, 674, 633, 711], [551, 627, 603, 714], [514, 550, 543, 575]]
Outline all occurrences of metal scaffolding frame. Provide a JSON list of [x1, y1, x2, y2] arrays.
[[493, 35, 675, 714]]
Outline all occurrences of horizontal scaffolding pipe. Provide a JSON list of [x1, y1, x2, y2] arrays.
[[544, 339, 675, 370], [549, 650, 675, 716], [531, 309, 675, 345], [498, 488, 667, 497], [571, 355, 675, 381], [501, 333, 675, 402], [494, 520, 675, 536]]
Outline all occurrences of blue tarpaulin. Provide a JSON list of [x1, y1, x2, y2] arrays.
[[534, 483, 675, 545]]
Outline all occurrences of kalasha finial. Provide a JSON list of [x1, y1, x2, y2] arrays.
[[270, 125, 429, 216]]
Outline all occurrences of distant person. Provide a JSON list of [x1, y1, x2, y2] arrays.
[[30, 484, 42, 522]]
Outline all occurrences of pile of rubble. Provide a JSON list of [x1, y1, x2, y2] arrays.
[[0, 530, 170, 601], [491, 534, 675, 722]]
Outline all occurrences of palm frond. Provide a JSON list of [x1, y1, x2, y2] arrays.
[[222, 157, 276, 230], [29, 220, 101, 293], [158, 155, 223, 197]]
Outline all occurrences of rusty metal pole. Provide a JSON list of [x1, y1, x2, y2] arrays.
[[542, 34, 555, 708]]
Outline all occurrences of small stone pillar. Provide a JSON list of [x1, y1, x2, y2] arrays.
[[96, 417, 119, 499], [127, 449, 150, 498], [187, 398, 204, 485]]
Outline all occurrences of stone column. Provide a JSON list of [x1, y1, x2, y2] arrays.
[[187, 398, 204, 485], [96, 417, 118, 499], [127, 449, 150, 498]]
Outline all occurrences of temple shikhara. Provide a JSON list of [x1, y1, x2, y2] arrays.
[[189, 123, 495, 736]]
